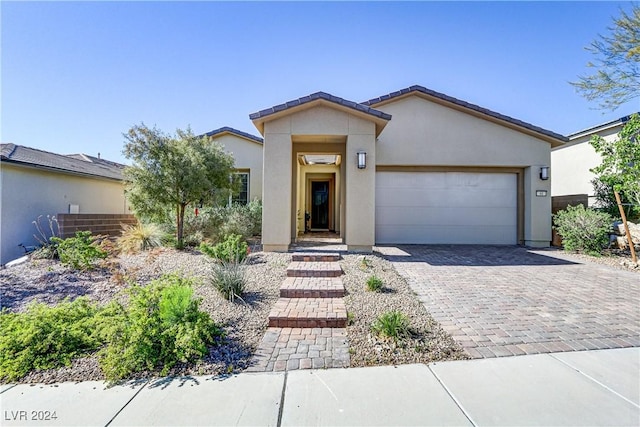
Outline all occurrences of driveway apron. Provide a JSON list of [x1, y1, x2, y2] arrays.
[[380, 245, 640, 358]]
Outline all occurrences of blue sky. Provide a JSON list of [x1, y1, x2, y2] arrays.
[[2, 1, 638, 164]]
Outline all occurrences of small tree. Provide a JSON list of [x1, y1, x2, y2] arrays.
[[571, 4, 639, 110], [590, 114, 640, 221], [123, 124, 236, 249]]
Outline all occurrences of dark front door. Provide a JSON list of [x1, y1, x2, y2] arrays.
[[311, 181, 329, 229]]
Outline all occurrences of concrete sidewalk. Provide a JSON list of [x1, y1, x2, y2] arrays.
[[1, 348, 638, 426]]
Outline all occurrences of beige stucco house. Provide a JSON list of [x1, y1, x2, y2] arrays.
[[248, 85, 567, 252], [551, 114, 635, 206], [0, 144, 128, 264], [204, 127, 263, 203]]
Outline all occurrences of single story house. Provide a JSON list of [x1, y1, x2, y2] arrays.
[[551, 113, 637, 207], [0, 144, 129, 265], [244, 85, 567, 252]]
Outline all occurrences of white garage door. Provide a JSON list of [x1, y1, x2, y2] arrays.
[[375, 171, 517, 244]]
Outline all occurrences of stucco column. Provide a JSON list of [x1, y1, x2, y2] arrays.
[[262, 132, 292, 251], [345, 134, 376, 252], [524, 165, 552, 247]]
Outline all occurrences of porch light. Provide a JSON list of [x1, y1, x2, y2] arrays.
[[539, 166, 549, 180], [357, 151, 367, 169]]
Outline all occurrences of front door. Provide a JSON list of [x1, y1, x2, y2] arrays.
[[311, 181, 329, 229]]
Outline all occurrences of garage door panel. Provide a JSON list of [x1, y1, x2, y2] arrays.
[[376, 225, 515, 245], [376, 207, 517, 227], [376, 188, 516, 208], [375, 171, 517, 245]]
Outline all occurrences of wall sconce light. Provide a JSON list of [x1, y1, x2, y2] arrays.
[[357, 151, 366, 169], [540, 166, 549, 180]]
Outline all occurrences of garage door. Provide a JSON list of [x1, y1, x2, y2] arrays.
[[375, 171, 517, 244]]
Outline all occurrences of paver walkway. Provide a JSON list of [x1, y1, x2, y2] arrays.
[[379, 245, 640, 359], [246, 252, 350, 371]]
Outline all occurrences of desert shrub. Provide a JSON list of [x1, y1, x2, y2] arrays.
[[200, 234, 248, 263], [117, 222, 164, 253], [0, 298, 101, 382], [50, 231, 107, 270], [371, 311, 410, 342], [182, 207, 226, 246], [30, 215, 61, 259], [366, 275, 384, 292], [211, 260, 247, 302], [553, 205, 613, 255], [182, 201, 262, 245], [98, 274, 223, 381], [219, 206, 253, 240]]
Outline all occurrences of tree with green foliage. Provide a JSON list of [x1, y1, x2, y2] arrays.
[[123, 124, 236, 248], [571, 4, 639, 110], [590, 114, 640, 221]]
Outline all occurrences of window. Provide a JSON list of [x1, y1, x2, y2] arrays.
[[230, 172, 249, 205]]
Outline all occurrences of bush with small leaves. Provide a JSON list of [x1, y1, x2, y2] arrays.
[[553, 205, 613, 255], [200, 234, 248, 263], [366, 275, 384, 292], [98, 274, 224, 382], [371, 311, 410, 342], [211, 260, 247, 302], [50, 231, 107, 270], [0, 298, 102, 382]]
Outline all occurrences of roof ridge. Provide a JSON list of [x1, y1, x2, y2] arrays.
[[249, 91, 392, 122], [363, 84, 567, 142], [0, 143, 17, 158], [203, 126, 264, 144]]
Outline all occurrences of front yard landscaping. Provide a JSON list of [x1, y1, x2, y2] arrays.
[[0, 246, 467, 384]]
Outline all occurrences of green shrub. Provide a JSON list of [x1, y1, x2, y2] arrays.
[[553, 205, 613, 255], [51, 231, 107, 270], [98, 274, 223, 381], [117, 222, 164, 253], [200, 234, 248, 262], [0, 298, 101, 382], [211, 260, 247, 302], [182, 201, 262, 245], [366, 275, 384, 292], [371, 311, 410, 342]]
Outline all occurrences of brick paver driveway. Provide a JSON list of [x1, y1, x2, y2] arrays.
[[379, 245, 640, 358]]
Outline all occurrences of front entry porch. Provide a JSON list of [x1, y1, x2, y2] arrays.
[[250, 93, 391, 253]]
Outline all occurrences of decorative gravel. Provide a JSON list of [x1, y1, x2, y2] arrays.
[[549, 248, 639, 273], [341, 254, 469, 366], [0, 248, 288, 384], [0, 248, 468, 384]]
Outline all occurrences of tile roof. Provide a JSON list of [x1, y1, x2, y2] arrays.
[[0, 143, 124, 180], [249, 92, 392, 121], [363, 85, 568, 143], [204, 126, 263, 144], [567, 112, 639, 139]]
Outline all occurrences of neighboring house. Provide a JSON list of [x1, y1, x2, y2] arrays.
[[248, 85, 568, 252], [0, 144, 128, 265], [203, 127, 263, 204], [551, 113, 637, 207]]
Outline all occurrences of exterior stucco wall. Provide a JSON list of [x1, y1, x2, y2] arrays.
[[0, 164, 127, 264], [261, 105, 377, 251], [375, 95, 552, 247], [376, 96, 551, 166], [551, 125, 620, 206], [210, 134, 263, 202]]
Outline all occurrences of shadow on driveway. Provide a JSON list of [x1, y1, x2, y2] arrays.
[[375, 244, 579, 266]]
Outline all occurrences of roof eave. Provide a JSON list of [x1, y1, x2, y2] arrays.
[[2, 159, 124, 181], [366, 87, 568, 147], [250, 98, 391, 137]]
